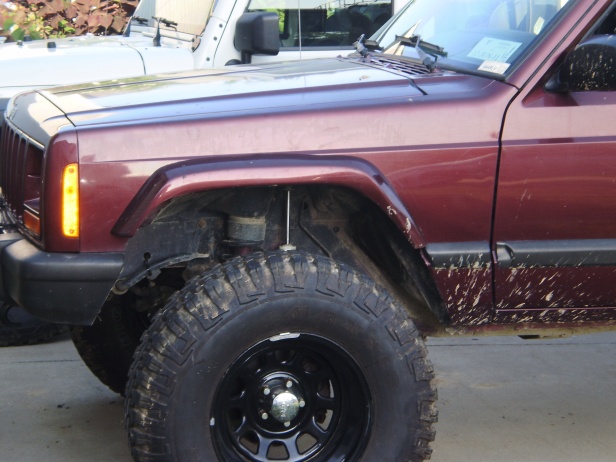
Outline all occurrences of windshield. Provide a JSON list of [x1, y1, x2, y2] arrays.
[[373, 0, 572, 75], [133, 0, 215, 36]]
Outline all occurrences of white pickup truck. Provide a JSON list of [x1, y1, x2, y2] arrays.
[[0, 0, 400, 123]]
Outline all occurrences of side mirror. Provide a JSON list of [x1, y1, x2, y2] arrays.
[[546, 35, 616, 92], [234, 12, 280, 64]]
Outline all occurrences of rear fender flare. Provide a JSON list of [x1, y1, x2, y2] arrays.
[[112, 154, 426, 248]]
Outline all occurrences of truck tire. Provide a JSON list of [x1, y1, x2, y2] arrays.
[[0, 304, 67, 347], [126, 251, 437, 462], [70, 294, 150, 394]]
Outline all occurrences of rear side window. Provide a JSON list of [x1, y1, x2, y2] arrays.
[[246, 0, 393, 48]]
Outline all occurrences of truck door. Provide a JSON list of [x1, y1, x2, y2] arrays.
[[247, 0, 397, 63], [492, 5, 616, 320]]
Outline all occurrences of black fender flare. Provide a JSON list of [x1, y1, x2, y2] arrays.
[[112, 154, 426, 248]]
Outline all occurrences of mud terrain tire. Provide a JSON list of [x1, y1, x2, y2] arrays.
[[126, 251, 437, 461]]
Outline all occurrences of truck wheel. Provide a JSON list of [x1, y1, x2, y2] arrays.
[[70, 294, 150, 394], [0, 304, 67, 347], [126, 252, 437, 462]]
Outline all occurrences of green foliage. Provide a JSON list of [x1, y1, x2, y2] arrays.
[[1, 0, 139, 42]]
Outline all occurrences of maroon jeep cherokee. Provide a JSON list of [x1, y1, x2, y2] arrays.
[[1, 0, 615, 460]]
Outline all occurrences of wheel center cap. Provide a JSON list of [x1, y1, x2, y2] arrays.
[[270, 391, 300, 423]]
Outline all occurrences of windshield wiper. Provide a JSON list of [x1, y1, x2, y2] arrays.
[[132, 16, 149, 25], [395, 35, 447, 58], [123, 16, 149, 37], [354, 34, 382, 57], [152, 16, 179, 47], [392, 35, 447, 69], [153, 17, 179, 29], [355, 34, 446, 70]]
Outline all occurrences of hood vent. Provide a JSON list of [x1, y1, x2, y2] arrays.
[[350, 54, 432, 76]]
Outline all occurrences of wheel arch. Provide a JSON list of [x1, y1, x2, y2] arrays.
[[111, 155, 449, 328], [112, 154, 426, 247]]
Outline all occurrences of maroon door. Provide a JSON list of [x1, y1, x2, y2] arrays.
[[492, 26, 616, 320]]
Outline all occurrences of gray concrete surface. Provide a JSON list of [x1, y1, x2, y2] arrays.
[[2, 331, 616, 461]]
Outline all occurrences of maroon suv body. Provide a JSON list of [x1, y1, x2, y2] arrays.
[[1, 0, 615, 460]]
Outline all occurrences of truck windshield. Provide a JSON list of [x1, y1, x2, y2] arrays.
[[247, 0, 393, 49], [133, 0, 215, 36], [372, 0, 573, 76]]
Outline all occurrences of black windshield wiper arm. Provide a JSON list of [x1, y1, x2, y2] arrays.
[[395, 35, 447, 57], [132, 16, 149, 25], [391, 34, 447, 69], [153, 17, 179, 29], [152, 16, 179, 47], [355, 34, 447, 71], [354, 34, 383, 56], [123, 16, 149, 37]]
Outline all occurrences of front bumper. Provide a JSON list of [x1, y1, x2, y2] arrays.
[[0, 233, 123, 325]]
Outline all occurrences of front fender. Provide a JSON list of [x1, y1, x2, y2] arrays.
[[112, 154, 426, 248]]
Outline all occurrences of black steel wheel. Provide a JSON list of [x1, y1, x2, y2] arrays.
[[213, 334, 370, 461], [126, 252, 437, 462]]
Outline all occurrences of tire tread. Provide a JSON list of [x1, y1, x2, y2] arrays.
[[126, 251, 437, 461]]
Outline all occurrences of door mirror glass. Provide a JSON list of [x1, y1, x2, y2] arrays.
[[546, 35, 616, 92]]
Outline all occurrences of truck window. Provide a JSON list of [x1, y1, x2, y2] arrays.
[[594, 5, 616, 35], [133, 0, 216, 35], [246, 0, 393, 49]]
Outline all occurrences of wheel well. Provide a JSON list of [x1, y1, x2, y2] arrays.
[[114, 185, 448, 330]]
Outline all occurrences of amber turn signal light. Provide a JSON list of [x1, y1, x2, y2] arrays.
[[24, 209, 41, 236], [62, 163, 79, 238]]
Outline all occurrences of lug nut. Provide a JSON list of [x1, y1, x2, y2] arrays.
[[263, 387, 271, 396], [286, 380, 293, 388], [284, 421, 291, 427], [299, 400, 306, 408], [261, 412, 268, 420]]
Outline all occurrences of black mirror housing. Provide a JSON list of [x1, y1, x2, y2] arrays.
[[546, 35, 616, 93], [234, 12, 280, 64]]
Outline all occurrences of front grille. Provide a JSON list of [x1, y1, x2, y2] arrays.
[[0, 119, 44, 227]]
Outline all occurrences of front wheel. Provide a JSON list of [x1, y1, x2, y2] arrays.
[[126, 252, 437, 461]]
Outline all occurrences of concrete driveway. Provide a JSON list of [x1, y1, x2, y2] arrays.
[[2, 331, 616, 461]]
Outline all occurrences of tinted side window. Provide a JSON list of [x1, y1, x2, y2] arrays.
[[246, 0, 392, 48], [593, 5, 616, 35]]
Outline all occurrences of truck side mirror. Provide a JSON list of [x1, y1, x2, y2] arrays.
[[234, 12, 280, 64], [545, 35, 616, 93]]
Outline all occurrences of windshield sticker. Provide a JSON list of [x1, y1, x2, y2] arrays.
[[478, 61, 510, 74], [533, 17, 546, 34], [468, 37, 522, 63]]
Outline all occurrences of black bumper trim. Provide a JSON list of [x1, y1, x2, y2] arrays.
[[495, 239, 616, 268], [0, 237, 124, 325], [425, 241, 492, 269]]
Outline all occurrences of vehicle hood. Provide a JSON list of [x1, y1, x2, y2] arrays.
[[30, 58, 494, 129], [0, 33, 194, 90]]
